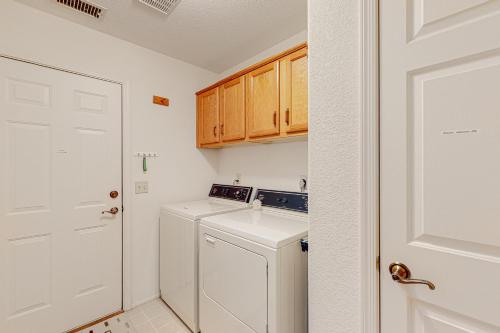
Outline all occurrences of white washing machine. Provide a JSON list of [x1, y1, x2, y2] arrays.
[[199, 189, 309, 333], [160, 184, 253, 333]]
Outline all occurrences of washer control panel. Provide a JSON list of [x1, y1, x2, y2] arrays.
[[256, 189, 308, 213], [209, 184, 253, 203]]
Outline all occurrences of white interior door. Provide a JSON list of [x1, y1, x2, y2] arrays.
[[380, 1, 500, 332], [0, 58, 122, 333]]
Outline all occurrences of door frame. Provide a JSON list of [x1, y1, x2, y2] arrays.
[[0, 54, 134, 312], [360, 0, 379, 333]]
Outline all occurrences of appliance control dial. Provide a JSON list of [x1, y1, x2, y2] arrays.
[[209, 184, 253, 203], [254, 189, 308, 213]]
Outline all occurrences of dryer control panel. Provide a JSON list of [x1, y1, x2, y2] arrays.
[[209, 184, 253, 203], [256, 189, 308, 213]]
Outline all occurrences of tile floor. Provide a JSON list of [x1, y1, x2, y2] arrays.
[[77, 299, 191, 333]]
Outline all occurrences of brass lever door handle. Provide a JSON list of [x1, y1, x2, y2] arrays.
[[389, 262, 436, 290], [102, 207, 119, 215]]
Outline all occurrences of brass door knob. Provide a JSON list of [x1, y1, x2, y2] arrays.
[[102, 207, 119, 215], [389, 262, 436, 290]]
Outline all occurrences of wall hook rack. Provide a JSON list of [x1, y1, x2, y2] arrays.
[[134, 152, 160, 158], [134, 152, 159, 173]]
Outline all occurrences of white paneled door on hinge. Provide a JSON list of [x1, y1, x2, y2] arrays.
[[0, 58, 122, 333], [380, 1, 500, 332]]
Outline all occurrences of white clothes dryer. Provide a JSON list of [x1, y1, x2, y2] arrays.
[[199, 189, 309, 333]]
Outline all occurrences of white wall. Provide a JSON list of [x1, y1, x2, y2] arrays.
[[0, 0, 219, 307], [216, 141, 308, 192], [308, 1, 362, 332], [215, 31, 309, 192], [218, 30, 307, 79]]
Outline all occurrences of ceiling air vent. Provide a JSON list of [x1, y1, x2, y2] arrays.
[[138, 0, 182, 16], [56, 0, 105, 19]]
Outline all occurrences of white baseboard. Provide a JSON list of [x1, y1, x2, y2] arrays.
[[131, 293, 161, 309]]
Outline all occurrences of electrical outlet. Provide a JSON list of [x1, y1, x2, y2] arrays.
[[233, 173, 241, 185], [299, 175, 308, 192], [135, 181, 149, 194]]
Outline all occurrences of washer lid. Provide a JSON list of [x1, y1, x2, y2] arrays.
[[201, 209, 308, 248], [161, 199, 249, 220]]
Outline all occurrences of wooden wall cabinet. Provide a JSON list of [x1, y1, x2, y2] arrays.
[[197, 88, 220, 146], [246, 61, 280, 138], [280, 48, 308, 135], [196, 43, 308, 148], [220, 77, 246, 143]]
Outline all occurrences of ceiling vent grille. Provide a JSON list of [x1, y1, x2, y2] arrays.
[[56, 0, 105, 19], [138, 0, 182, 16]]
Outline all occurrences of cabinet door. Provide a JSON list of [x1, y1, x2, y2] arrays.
[[220, 77, 245, 142], [246, 61, 280, 138], [197, 88, 220, 146], [280, 48, 308, 134]]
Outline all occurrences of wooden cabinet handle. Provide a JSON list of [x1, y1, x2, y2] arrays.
[[285, 108, 290, 126], [213, 125, 217, 137], [273, 111, 277, 127]]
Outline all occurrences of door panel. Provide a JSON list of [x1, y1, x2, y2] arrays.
[[381, 1, 500, 331], [246, 61, 280, 138], [220, 77, 245, 142], [75, 226, 106, 297], [197, 88, 220, 146], [8, 234, 52, 318], [7, 122, 51, 214], [7, 77, 52, 108], [281, 48, 308, 134], [0, 58, 122, 333], [412, 59, 500, 249], [408, 0, 493, 41]]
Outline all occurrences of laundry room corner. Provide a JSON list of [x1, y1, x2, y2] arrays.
[[3, 0, 500, 332]]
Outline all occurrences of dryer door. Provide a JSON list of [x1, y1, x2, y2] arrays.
[[200, 233, 268, 333]]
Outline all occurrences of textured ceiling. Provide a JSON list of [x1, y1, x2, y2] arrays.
[[15, 0, 307, 73]]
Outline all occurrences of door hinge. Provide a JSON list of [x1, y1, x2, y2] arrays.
[[122, 206, 125, 212], [376, 255, 380, 272]]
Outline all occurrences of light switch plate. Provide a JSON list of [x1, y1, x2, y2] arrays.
[[135, 181, 149, 194]]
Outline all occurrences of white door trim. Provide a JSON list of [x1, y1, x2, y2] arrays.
[[0, 53, 134, 311], [360, 1, 379, 332]]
